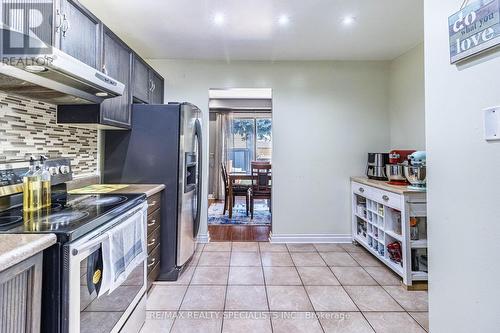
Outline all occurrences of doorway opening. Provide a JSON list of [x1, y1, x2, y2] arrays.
[[207, 88, 272, 241]]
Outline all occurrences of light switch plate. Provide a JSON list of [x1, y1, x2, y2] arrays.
[[484, 106, 500, 141]]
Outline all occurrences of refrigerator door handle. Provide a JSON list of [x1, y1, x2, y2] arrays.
[[193, 118, 202, 238]]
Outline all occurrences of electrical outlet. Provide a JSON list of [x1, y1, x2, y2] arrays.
[[484, 106, 500, 141]]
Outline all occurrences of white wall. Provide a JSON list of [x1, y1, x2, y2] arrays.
[[425, 1, 500, 332], [389, 43, 426, 150], [149, 59, 392, 240]]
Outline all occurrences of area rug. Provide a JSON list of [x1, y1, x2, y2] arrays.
[[208, 200, 271, 225]]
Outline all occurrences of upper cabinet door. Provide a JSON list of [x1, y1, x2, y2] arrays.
[[149, 71, 164, 105], [100, 27, 132, 128], [59, 0, 101, 69], [132, 55, 150, 103]]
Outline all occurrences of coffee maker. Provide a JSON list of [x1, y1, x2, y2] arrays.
[[366, 153, 389, 180]]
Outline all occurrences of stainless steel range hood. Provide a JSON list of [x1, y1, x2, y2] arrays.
[[0, 48, 125, 105]]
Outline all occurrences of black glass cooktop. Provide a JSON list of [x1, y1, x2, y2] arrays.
[[0, 193, 146, 243]]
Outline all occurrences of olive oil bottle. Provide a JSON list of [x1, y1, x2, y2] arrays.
[[40, 156, 51, 208], [23, 156, 42, 212]]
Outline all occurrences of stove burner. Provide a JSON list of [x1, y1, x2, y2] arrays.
[[0, 216, 23, 227], [42, 211, 90, 225], [88, 196, 128, 207]]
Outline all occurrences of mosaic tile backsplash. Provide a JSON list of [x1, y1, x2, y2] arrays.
[[0, 92, 98, 175]]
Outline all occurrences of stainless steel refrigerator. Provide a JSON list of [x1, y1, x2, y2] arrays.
[[103, 103, 202, 280]]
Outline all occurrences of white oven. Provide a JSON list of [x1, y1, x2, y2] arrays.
[[63, 203, 148, 333]]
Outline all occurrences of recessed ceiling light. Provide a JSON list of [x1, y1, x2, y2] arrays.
[[342, 16, 356, 25], [213, 12, 225, 26], [24, 65, 47, 73], [95, 92, 109, 97], [278, 14, 290, 26]]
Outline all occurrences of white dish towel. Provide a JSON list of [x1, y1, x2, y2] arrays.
[[101, 204, 148, 294]]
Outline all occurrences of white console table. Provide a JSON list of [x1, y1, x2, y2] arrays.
[[351, 177, 428, 286]]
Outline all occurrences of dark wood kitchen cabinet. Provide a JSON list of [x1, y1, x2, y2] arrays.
[[132, 54, 165, 105], [146, 192, 162, 291], [100, 27, 133, 128], [58, 0, 101, 69]]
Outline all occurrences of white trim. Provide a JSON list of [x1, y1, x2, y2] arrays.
[[269, 233, 352, 244], [197, 232, 210, 243]]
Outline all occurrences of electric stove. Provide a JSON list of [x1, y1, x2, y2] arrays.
[[0, 193, 146, 243]]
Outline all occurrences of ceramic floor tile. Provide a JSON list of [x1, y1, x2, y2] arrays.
[[344, 286, 404, 312], [318, 312, 375, 333], [320, 252, 360, 267], [180, 285, 226, 311], [232, 242, 259, 252], [364, 266, 402, 286], [409, 312, 429, 332], [259, 243, 289, 252], [263, 267, 302, 285], [261, 252, 294, 266], [222, 315, 272, 333], [171, 312, 223, 333], [266, 286, 314, 311], [305, 286, 358, 312], [364, 312, 427, 333], [191, 266, 229, 285], [297, 267, 340, 286], [228, 266, 265, 285], [349, 252, 383, 267], [225, 285, 269, 310], [341, 243, 368, 253], [290, 252, 327, 266], [203, 242, 232, 252], [313, 243, 346, 252], [271, 312, 324, 333], [230, 252, 261, 266], [330, 267, 378, 286], [287, 243, 317, 252], [146, 285, 187, 311], [383, 286, 428, 311], [198, 251, 231, 266]]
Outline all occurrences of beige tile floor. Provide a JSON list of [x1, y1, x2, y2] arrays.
[[142, 242, 429, 333]]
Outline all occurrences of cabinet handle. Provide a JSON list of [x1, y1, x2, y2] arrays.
[[147, 219, 157, 227], [382, 195, 389, 201], [102, 65, 108, 75], [147, 258, 156, 268], [62, 14, 70, 37], [55, 10, 63, 33], [147, 238, 156, 247], [148, 200, 157, 207], [149, 80, 154, 92], [152, 82, 156, 92], [359, 187, 365, 193]]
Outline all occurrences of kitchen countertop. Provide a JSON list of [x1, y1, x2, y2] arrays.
[[0, 234, 56, 272], [70, 184, 165, 197], [351, 176, 426, 195]]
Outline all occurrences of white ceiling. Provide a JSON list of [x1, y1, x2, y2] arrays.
[[80, 0, 423, 61]]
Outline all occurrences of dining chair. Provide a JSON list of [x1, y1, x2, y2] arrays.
[[249, 162, 272, 219], [221, 163, 250, 216]]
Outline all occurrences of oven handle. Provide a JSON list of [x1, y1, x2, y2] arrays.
[[71, 203, 147, 256]]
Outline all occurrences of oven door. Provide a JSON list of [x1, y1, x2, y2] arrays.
[[63, 204, 147, 333]]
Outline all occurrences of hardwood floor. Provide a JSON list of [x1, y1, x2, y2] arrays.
[[208, 224, 271, 242]]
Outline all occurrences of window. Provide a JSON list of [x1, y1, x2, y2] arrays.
[[229, 115, 272, 173]]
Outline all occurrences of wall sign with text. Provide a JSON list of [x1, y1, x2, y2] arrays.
[[449, 0, 500, 63]]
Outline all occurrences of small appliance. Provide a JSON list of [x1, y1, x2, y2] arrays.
[[366, 153, 389, 180], [404, 151, 427, 191], [385, 150, 416, 185]]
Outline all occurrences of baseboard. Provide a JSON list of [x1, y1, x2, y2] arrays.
[[269, 233, 352, 244], [197, 231, 210, 243]]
